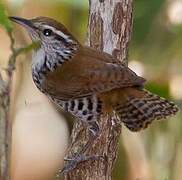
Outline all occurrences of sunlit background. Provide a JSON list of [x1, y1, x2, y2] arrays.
[[0, 0, 182, 180]]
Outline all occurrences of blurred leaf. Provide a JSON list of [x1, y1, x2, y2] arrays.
[[0, 1, 12, 32]]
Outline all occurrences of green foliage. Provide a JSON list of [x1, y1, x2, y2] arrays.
[[0, 1, 12, 32]]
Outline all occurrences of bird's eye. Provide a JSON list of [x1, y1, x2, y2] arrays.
[[43, 29, 52, 36]]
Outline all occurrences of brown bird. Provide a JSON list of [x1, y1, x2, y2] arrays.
[[10, 16, 178, 172]]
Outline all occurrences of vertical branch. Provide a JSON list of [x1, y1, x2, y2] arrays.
[[0, 76, 10, 180], [87, 0, 133, 65], [63, 0, 133, 179], [0, 29, 17, 180], [0, 30, 15, 180]]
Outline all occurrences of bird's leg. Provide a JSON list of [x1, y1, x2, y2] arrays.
[[60, 120, 103, 174], [87, 120, 100, 139]]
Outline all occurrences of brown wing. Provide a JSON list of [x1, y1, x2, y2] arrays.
[[42, 46, 145, 100], [80, 46, 120, 64]]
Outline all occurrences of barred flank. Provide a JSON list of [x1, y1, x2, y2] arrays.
[[115, 90, 179, 131]]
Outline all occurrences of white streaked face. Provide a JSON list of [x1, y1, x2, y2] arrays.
[[31, 23, 72, 43], [30, 22, 76, 54]]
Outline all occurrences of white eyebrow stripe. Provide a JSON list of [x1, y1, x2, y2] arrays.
[[42, 25, 69, 40]]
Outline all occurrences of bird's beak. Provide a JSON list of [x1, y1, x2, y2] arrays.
[[9, 16, 34, 30], [9, 16, 40, 43]]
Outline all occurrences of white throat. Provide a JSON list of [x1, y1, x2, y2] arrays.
[[31, 48, 45, 72]]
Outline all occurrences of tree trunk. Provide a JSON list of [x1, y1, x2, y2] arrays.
[[63, 0, 133, 179]]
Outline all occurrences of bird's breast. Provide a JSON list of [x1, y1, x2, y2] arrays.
[[31, 49, 48, 92]]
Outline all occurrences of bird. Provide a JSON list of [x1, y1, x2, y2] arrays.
[[10, 16, 179, 172]]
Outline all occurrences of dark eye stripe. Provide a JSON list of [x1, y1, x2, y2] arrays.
[[42, 26, 71, 46], [54, 34, 70, 46]]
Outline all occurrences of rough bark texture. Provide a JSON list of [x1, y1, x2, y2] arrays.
[[63, 0, 133, 179], [0, 73, 13, 180], [0, 84, 10, 180]]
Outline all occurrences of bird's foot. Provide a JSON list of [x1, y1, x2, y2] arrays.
[[58, 121, 101, 175], [88, 120, 100, 138], [59, 153, 103, 174]]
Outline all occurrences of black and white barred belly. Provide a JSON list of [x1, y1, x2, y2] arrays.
[[51, 95, 102, 122]]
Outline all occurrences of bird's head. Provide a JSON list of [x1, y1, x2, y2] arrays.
[[9, 16, 78, 51]]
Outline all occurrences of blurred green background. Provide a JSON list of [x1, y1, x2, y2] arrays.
[[0, 0, 182, 180]]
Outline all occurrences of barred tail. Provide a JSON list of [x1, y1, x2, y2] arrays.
[[115, 90, 179, 131]]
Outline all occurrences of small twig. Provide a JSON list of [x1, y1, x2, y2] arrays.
[[7, 31, 38, 80], [7, 31, 16, 76], [0, 74, 6, 95]]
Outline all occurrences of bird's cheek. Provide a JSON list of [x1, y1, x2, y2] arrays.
[[41, 36, 52, 43], [28, 32, 39, 42]]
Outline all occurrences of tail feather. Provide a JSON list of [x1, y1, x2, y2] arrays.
[[115, 90, 179, 131]]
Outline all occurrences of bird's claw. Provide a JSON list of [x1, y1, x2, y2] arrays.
[[59, 154, 104, 174]]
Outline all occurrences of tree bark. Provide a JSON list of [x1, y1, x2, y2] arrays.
[[0, 83, 10, 180], [63, 0, 133, 179]]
